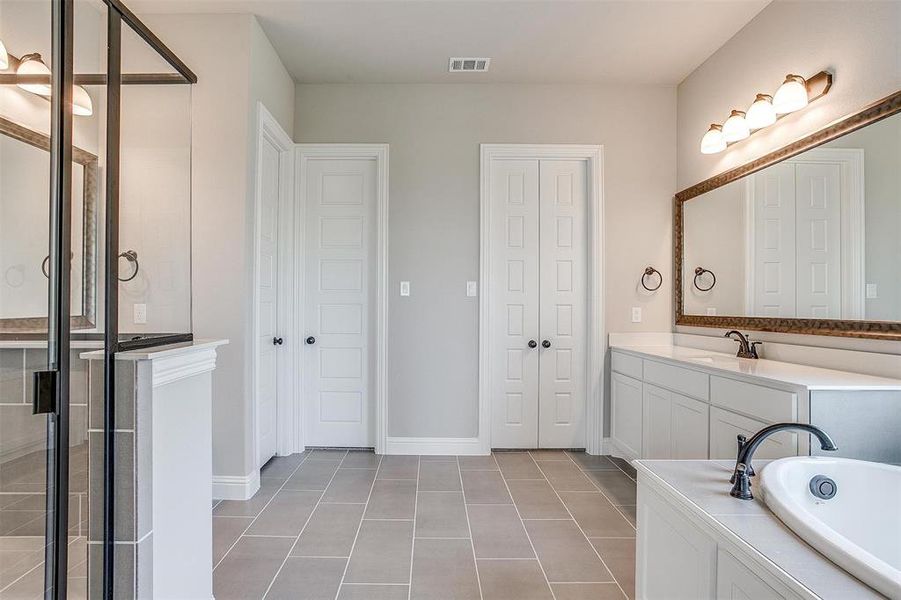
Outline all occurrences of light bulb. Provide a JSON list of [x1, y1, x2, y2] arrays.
[[73, 85, 93, 116], [722, 110, 750, 142], [773, 74, 808, 115], [16, 53, 52, 97], [746, 93, 777, 129], [700, 124, 726, 155], [0, 39, 8, 71]]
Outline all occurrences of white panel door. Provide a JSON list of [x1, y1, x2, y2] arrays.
[[490, 159, 541, 448], [257, 137, 280, 466], [303, 158, 377, 447], [538, 160, 588, 448], [795, 162, 842, 318], [751, 163, 796, 317]]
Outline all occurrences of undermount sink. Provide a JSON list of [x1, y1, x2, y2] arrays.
[[759, 457, 901, 598], [687, 355, 738, 365]]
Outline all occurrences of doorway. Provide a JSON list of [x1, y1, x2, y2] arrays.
[[480, 145, 604, 452]]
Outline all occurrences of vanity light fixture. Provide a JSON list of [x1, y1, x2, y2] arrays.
[[722, 110, 750, 142], [700, 124, 726, 155], [16, 53, 52, 96], [0, 39, 8, 70], [72, 85, 93, 116], [700, 70, 832, 154]]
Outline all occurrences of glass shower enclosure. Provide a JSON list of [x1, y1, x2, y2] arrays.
[[0, 0, 194, 597]]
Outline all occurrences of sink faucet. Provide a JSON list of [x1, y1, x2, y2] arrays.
[[724, 330, 762, 359], [729, 423, 838, 500]]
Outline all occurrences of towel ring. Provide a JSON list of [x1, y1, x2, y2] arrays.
[[641, 266, 662, 291], [41, 252, 74, 279], [118, 250, 140, 282], [693, 267, 716, 292]]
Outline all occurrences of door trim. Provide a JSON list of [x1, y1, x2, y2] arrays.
[[252, 102, 294, 471], [479, 144, 605, 454], [294, 144, 389, 453]]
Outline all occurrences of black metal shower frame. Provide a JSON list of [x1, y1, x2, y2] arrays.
[[10, 1, 197, 597]]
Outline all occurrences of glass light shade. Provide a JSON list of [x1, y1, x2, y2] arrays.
[[700, 124, 726, 154], [0, 39, 8, 71], [773, 75, 808, 114], [17, 54, 52, 96], [72, 85, 93, 116], [722, 110, 750, 142], [746, 93, 776, 129]]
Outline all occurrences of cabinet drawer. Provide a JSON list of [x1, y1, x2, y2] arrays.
[[611, 351, 643, 380], [709, 407, 797, 460], [643, 360, 709, 401], [711, 376, 796, 423]]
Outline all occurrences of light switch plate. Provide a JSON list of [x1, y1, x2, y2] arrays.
[[466, 281, 477, 297], [133, 303, 147, 324], [866, 283, 878, 299], [400, 281, 410, 297], [631, 307, 642, 323]]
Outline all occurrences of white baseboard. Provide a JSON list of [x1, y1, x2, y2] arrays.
[[385, 436, 487, 456], [603, 437, 637, 463], [212, 470, 260, 501]]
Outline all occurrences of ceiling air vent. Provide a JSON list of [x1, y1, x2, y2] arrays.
[[449, 58, 490, 73]]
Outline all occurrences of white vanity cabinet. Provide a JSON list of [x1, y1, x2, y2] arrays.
[[642, 385, 708, 459]]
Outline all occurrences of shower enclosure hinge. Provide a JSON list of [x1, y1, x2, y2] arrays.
[[32, 370, 58, 414]]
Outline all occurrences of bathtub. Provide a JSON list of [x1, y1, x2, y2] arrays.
[[759, 457, 901, 598]]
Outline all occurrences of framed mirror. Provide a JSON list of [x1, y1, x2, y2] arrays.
[[0, 115, 98, 332], [675, 90, 901, 340]]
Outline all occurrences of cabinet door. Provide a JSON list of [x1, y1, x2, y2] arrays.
[[709, 407, 797, 460], [642, 384, 671, 459], [717, 548, 791, 600], [611, 373, 642, 459], [671, 393, 709, 459]]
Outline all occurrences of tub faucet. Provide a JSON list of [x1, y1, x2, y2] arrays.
[[730, 423, 838, 500], [724, 330, 761, 359]]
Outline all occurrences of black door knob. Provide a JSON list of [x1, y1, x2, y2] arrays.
[[528, 340, 538, 349], [272, 337, 284, 346], [305, 336, 316, 345], [541, 340, 551, 348]]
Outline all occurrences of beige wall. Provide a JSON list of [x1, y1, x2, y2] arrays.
[[145, 14, 294, 479], [294, 83, 676, 438]]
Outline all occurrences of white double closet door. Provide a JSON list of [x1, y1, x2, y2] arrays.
[[490, 159, 588, 449]]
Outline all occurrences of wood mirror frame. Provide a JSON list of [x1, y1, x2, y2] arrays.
[[674, 90, 901, 340], [0, 115, 98, 333]]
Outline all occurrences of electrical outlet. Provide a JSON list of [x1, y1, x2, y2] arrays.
[[866, 284, 878, 299], [466, 281, 477, 297], [133, 303, 147, 324], [631, 307, 642, 323], [400, 281, 410, 297]]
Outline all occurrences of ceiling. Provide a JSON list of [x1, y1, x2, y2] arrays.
[[130, 0, 771, 85]]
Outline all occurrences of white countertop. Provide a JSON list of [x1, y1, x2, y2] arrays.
[[610, 344, 901, 391], [635, 460, 882, 599]]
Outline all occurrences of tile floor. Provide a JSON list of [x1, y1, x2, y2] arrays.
[[212, 450, 638, 600]]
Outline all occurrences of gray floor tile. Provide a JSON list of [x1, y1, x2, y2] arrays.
[[415, 492, 469, 538], [344, 519, 413, 584], [410, 538, 479, 600], [322, 468, 376, 503], [590, 538, 636, 599], [608, 457, 637, 480], [478, 559, 554, 600], [365, 479, 417, 519], [284, 460, 341, 491], [377, 455, 420, 479], [536, 461, 596, 491], [214, 479, 281, 517], [495, 452, 544, 479], [552, 583, 626, 600], [341, 452, 381, 469], [559, 492, 635, 537], [266, 557, 347, 600], [419, 455, 457, 462], [458, 455, 499, 471], [294, 503, 365, 557], [246, 490, 321, 536], [461, 471, 512, 504], [213, 536, 294, 600], [260, 454, 307, 480], [507, 479, 569, 519], [618, 505, 636, 527], [585, 470, 637, 505], [529, 450, 571, 461], [213, 516, 253, 565], [307, 449, 348, 460], [566, 453, 620, 471], [337, 584, 409, 600], [524, 520, 613, 583], [468, 504, 534, 559], [418, 461, 462, 492]]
